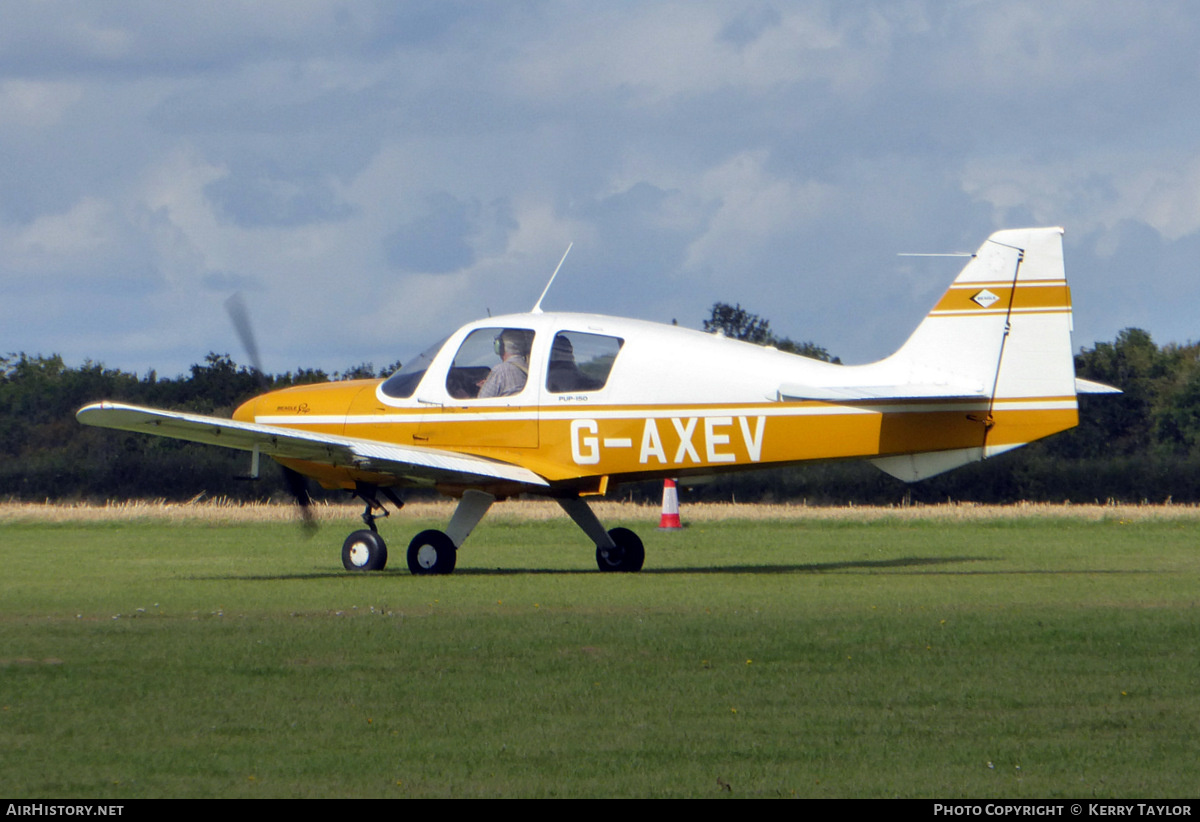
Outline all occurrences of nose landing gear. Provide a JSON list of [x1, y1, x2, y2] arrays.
[[340, 483, 404, 572], [342, 529, 388, 571]]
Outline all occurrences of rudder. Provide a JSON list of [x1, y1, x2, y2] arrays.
[[979, 227, 1079, 457], [870, 227, 1078, 481]]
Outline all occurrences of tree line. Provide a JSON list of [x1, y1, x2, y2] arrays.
[[703, 302, 840, 362], [0, 352, 394, 502], [3, 317, 1199, 505]]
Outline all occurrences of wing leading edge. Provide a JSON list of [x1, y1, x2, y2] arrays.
[[76, 402, 549, 488]]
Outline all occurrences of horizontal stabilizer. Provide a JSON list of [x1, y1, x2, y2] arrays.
[[1075, 378, 1121, 395]]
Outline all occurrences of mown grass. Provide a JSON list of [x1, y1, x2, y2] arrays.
[[1, 507, 1198, 798]]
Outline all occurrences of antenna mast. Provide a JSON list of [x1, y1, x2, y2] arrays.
[[532, 243, 573, 314]]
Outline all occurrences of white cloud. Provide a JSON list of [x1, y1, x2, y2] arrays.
[[3, 1, 1200, 374], [962, 151, 1200, 242], [682, 151, 836, 276], [1117, 159, 1200, 243], [5, 197, 117, 270], [0, 80, 83, 129], [504, 3, 885, 108]]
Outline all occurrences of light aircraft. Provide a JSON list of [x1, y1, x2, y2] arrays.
[[77, 226, 1116, 575]]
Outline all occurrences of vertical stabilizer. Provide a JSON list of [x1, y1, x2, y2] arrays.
[[871, 227, 1078, 481]]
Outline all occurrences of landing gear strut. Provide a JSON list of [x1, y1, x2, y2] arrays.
[[405, 489, 496, 575], [556, 497, 646, 573], [341, 483, 404, 572], [338, 486, 646, 575]]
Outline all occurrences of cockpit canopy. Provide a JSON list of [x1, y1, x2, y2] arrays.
[[379, 324, 623, 403], [379, 336, 448, 399]]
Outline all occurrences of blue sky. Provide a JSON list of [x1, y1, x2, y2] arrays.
[[3, 1, 1198, 377]]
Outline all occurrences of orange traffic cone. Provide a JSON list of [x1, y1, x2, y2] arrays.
[[658, 478, 682, 530]]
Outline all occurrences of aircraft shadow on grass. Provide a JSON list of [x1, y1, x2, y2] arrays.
[[198, 554, 995, 581]]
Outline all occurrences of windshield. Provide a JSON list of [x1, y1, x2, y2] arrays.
[[378, 336, 449, 399]]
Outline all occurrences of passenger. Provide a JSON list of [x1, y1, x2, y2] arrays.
[[547, 334, 603, 392], [477, 329, 532, 398]]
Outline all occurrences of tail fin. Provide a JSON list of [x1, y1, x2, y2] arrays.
[[871, 227, 1079, 481]]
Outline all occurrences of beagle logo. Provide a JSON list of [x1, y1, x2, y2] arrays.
[[971, 289, 1000, 309]]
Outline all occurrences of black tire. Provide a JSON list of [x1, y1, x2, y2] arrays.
[[407, 529, 458, 575], [342, 529, 388, 571], [596, 527, 645, 572]]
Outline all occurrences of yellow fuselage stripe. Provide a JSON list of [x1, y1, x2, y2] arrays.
[[252, 395, 1078, 486]]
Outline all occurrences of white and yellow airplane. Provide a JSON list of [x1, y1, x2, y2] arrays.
[[77, 227, 1116, 575]]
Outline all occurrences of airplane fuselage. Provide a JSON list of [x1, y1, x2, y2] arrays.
[[233, 308, 1078, 495]]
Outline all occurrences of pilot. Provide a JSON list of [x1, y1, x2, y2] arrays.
[[478, 329, 532, 398]]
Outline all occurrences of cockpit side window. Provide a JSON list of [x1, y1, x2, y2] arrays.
[[446, 327, 535, 399], [546, 331, 623, 393], [379, 336, 449, 399]]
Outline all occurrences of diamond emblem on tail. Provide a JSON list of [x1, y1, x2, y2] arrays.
[[971, 289, 1000, 308]]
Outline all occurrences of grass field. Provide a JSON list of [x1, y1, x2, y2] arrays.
[[1, 501, 1198, 798]]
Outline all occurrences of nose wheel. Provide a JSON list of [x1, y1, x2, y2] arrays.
[[340, 482, 401, 572], [342, 529, 388, 571]]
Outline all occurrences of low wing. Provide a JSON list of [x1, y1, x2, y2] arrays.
[[76, 402, 549, 488]]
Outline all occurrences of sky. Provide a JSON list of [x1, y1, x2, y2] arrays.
[[2, 1, 1199, 378]]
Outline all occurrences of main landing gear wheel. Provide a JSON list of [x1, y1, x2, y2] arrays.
[[342, 529, 388, 571], [596, 527, 645, 573], [407, 529, 457, 576]]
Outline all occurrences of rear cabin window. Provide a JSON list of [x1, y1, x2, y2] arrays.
[[546, 331, 623, 393]]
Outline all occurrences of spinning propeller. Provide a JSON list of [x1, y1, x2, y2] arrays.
[[224, 292, 263, 376], [224, 293, 317, 533]]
